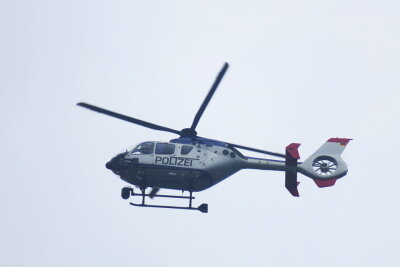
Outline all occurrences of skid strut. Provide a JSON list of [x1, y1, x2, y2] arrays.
[[123, 187, 208, 213]]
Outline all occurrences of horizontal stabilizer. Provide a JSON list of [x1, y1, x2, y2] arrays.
[[285, 143, 301, 197], [285, 172, 300, 197], [286, 143, 301, 160]]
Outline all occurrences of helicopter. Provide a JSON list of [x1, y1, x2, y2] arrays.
[[77, 62, 351, 213]]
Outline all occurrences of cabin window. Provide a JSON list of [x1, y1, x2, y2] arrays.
[[155, 143, 175, 154], [131, 142, 154, 155], [181, 145, 193, 155]]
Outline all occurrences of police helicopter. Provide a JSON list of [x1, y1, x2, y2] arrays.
[[77, 63, 351, 213]]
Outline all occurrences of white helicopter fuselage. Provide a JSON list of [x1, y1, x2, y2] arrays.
[[111, 141, 242, 192], [107, 140, 295, 192]]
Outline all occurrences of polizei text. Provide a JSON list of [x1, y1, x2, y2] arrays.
[[155, 156, 198, 167]]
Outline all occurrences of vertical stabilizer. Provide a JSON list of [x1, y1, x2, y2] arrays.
[[298, 138, 352, 183]]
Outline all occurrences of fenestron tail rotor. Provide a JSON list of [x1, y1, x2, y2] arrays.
[[312, 156, 338, 175]]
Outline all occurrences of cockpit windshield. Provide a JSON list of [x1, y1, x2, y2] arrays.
[[131, 142, 155, 155]]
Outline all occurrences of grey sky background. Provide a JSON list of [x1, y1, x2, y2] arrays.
[[1, 1, 400, 266]]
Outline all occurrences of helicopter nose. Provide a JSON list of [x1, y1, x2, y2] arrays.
[[105, 153, 128, 172], [105, 160, 114, 170]]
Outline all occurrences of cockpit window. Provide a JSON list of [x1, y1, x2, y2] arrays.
[[181, 145, 193, 155], [155, 143, 175, 154], [131, 142, 154, 155]]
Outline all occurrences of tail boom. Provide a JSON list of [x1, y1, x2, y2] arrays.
[[242, 138, 351, 196]]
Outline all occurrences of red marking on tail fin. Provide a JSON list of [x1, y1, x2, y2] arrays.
[[314, 178, 337, 188], [286, 143, 301, 159], [285, 144, 301, 197], [327, 138, 352, 145]]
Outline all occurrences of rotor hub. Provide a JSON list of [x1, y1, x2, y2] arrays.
[[180, 128, 197, 138]]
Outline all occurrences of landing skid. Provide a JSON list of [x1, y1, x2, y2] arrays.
[[121, 187, 208, 213], [130, 203, 208, 213]]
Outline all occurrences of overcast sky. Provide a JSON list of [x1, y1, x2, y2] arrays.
[[1, 1, 400, 266]]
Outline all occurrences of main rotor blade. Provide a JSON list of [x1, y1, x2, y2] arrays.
[[227, 142, 286, 158], [190, 62, 229, 131], [77, 102, 182, 135]]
